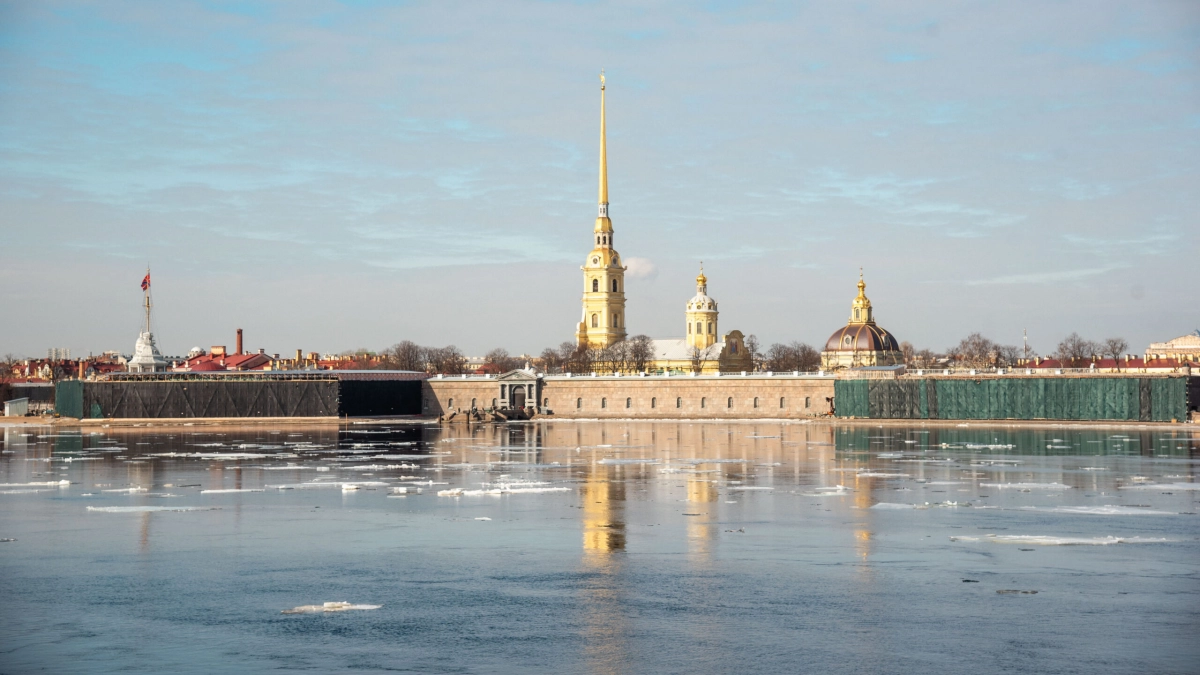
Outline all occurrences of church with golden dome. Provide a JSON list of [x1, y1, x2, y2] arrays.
[[820, 272, 904, 369], [573, 74, 751, 374]]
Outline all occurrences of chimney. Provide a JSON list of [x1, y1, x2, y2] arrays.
[[295, 349, 302, 362], [258, 348, 265, 355], [236, 328, 243, 356]]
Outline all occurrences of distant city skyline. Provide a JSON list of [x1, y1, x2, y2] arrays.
[[1, 1, 1197, 359]]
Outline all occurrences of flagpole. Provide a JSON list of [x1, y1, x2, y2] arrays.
[[144, 266, 151, 335]]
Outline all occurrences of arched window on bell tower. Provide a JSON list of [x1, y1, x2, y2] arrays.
[[611, 279, 618, 292], [592, 278, 599, 292], [591, 314, 598, 328]]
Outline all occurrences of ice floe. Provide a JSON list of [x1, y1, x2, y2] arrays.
[[598, 458, 659, 465], [200, 488, 265, 494], [87, 506, 220, 513], [0, 480, 69, 487], [281, 601, 381, 614], [1118, 483, 1200, 491], [1016, 505, 1182, 516], [950, 534, 1175, 545], [979, 482, 1072, 489]]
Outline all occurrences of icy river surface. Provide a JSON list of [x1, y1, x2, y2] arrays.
[[1, 421, 1198, 674]]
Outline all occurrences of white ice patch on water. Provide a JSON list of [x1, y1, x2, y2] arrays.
[[1119, 483, 1200, 491], [87, 506, 220, 513], [102, 487, 147, 493], [726, 486, 773, 491], [980, 482, 1072, 489], [200, 489, 265, 494], [598, 458, 658, 465], [871, 502, 918, 510], [855, 472, 911, 478], [950, 534, 1175, 546], [0, 480, 69, 487], [281, 601, 381, 614], [1017, 505, 1182, 516]]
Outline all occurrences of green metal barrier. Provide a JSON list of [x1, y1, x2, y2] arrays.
[[54, 380, 83, 419], [835, 376, 1192, 421]]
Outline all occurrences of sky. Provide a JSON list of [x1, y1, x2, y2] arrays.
[[1, 0, 1197, 359]]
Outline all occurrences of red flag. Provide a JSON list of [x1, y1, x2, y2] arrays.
[[141, 273, 150, 291]]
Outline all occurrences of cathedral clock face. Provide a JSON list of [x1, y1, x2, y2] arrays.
[[592, 256, 600, 265], [611, 254, 619, 266]]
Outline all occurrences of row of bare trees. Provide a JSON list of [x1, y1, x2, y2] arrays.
[[379, 341, 469, 374], [898, 332, 1130, 370]]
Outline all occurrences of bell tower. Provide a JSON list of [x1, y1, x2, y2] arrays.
[[576, 71, 627, 348], [685, 264, 718, 349]]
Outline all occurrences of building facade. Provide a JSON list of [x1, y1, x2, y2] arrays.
[[1145, 330, 1200, 363]]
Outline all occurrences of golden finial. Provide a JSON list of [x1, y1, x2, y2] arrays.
[[600, 69, 605, 89], [697, 261, 707, 287]]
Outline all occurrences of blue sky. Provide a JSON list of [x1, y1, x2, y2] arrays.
[[1, 0, 1197, 358]]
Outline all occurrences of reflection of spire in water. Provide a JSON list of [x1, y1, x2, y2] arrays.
[[140, 512, 152, 554], [686, 478, 717, 563], [580, 455, 629, 675], [583, 461, 625, 554]]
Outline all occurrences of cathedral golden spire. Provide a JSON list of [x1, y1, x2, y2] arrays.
[[598, 70, 608, 209], [850, 269, 874, 324]]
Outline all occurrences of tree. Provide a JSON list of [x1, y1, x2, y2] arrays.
[[628, 335, 654, 372], [426, 345, 467, 374], [792, 341, 820, 372], [384, 341, 424, 371], [484, 348, 521, 372], [537, 347, 564, 373], [899, 341, 915, 365], [1102, 337, 1129, 371], [744, 334, 763, 371], [564, 344, 593, 374], [950, 333, 995, 368], [912, 348, 937, 368], [1056, 333, 1098, 368], [599, 341, 629, 374], [763, 342, 820, 372], [994, 344, 1021, 367], [688, 346, 707, 374]]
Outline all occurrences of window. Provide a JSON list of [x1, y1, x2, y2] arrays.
[[576, 398, 582, 409], [732, 342, 738, 354], [676, 397, 682, 408], [592, 279, 599, 292], [696, 322, 702, 335], [592, 314, 598, 328], [688, 323, 692, 334], [471, 398, 476, 408], [805, 397, 810, 408], [544, 398, 549, 407], [855, 309, 860, 320], [701, 397, 706, 409], [492, 398, 497, 408], [612, 314, 617, 328], [500, 384, 506, 397], [625, 397, 631, 408], [651, 397, 657, 409], [612, 279, 618, 292], [448, 398, 454, 408], [727, 397, 733, 408], [601, 398, 607, 409], [753, 397, 758, 408], [596, 236, 601, 245], [780, 397, 785, 408], [844, 335, 852, 346], [708, 322, 713, 335]]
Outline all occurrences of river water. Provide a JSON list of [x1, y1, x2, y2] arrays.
[[1, 421, 1197, 674]]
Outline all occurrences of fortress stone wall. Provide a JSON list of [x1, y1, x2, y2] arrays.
[[422, 374, 837, 420]]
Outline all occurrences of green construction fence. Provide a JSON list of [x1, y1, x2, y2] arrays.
[[834, 376, 1192, 422]]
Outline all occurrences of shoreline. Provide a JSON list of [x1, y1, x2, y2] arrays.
[[1, 415, 1194, 432]]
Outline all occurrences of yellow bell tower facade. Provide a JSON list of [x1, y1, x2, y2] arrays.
[[576, 72, 627, 349], [685, 265, 718, 350]]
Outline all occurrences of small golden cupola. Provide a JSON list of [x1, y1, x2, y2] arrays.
[[686, 263, 718, 349], [849, 269, 874, 324]]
